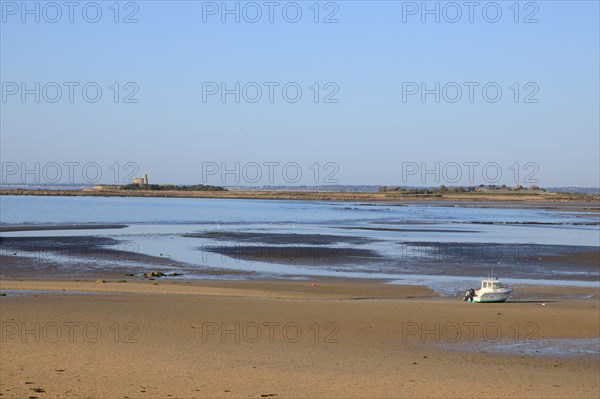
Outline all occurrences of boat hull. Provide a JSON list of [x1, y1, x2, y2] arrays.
[[472, 292, 511, 303], [472, 297, 509, 303]]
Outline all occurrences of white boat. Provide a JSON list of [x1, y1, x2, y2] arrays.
[[464, 278, 512, 303]]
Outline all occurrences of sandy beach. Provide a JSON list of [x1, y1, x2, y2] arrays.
[[1, 279, 599, 399], [1, 199, 598, 398]]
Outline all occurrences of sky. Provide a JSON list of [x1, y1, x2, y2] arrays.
[[1, 0, 599, 187]]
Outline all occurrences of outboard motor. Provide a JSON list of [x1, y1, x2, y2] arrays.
[[464, 288, 475, 301]]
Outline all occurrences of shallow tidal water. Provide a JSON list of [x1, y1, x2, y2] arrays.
[[1, 195, 598, 292]]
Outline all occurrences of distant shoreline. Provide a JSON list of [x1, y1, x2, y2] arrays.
[[1, 188, 599, 204]]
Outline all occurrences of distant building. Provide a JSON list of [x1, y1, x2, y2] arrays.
[[132, 174, 149, 186]]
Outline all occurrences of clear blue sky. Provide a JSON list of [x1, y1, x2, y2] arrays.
[[1, 1, 599, 187]]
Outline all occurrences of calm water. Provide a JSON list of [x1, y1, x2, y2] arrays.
[[1, 195, 598, 289]]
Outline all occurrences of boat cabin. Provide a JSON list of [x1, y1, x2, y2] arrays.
[[481, 280, 505, 290]]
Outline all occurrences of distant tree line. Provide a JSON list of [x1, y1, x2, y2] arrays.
[[379, 185, 545, 193], [121, 184, 227, 191], [378, 187, 437, 194]]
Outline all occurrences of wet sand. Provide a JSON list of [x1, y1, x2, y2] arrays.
[[2, 234, 598, 282], [339, 226, 481, 233], [0, 279, 598, 398], [0, 224, 128, 233], [0, 236, 255, 280], [537, 251, 600, 267], [201, 245, 382, 266], [396, 242, 600, 282], [184, 231, 376, 245]]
